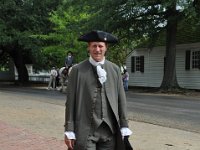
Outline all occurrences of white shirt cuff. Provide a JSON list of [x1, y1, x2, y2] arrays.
[[120, 127, 133, 137], [64, 131, 76, 139], [65, 128, 132, 139]]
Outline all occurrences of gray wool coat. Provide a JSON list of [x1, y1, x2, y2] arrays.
[[64, 59, 128, 150]]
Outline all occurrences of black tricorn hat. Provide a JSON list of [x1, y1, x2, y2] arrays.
[[78, 30, 118, 43]]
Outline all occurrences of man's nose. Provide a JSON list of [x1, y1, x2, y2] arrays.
[[96, 46, 101, 51]]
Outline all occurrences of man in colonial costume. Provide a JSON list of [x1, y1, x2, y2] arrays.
[[64, 30, 132, 150]]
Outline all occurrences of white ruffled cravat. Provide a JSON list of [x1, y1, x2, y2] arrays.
[[89, 56, 107, 84], [96, 65, 107, 84]]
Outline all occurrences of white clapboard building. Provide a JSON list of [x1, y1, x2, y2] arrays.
[[126, 42, 200, 90]]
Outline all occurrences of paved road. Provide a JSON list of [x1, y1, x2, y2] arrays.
[[1, 84, 200, 150], [126, 92, 200, 133], [1, 85, 200, 133]]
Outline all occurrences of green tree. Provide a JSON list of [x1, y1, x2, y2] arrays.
[[72, 0, 199, 91], [0, 0, 61, 84], [35, 3, 92, 66]]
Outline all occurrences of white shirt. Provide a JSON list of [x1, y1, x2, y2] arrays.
[[50, 69, 57, 77], [89, 56, 107, 84]]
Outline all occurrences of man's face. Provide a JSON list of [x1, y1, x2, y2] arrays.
[[68, 52, 72, 57], [88, 42, 107, 62]]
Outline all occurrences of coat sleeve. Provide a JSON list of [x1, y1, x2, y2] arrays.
[[64, 66, 78, 132], [117, 67, 129, 127]]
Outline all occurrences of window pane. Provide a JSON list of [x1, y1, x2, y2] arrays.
[[192, 50, 200, 69], [136, 56, 141, 71]]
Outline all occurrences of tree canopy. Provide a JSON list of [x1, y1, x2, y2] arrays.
[[35, 4, 92, 67], [75, 0, 199, 90], [1, 0, 199, 89], [0, 0, 62, 83]]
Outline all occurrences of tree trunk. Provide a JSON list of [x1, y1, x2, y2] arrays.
[[9, 48, 29, 85], [160, 2, 180, 90]]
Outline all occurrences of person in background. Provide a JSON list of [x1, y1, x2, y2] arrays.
[[65, 51, 74, 69], [64, 30, 132, 150], [55, 67, 60, 89], [47, 67, 57, 90], [123, 69, 129, 91], [59, 67, 68, 92]]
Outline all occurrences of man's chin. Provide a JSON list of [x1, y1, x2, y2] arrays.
[[95, 58, 103, 62], [92, 56, 102, 61]]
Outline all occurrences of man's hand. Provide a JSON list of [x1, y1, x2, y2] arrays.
[[64, 135, 75, 150]]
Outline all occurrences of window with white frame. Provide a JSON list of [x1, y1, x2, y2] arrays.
[[135, 56, 141, 71], [185, 50, 200, 70], [192, 50, 200, 69], [131, 56, 144, 72]]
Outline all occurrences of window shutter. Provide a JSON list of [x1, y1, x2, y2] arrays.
[[198, 52, 200, 69], [164, 57, 166, 73], [131, 56, 135, 72], [140, 56, 144, 73], [185, 50, 190, 70]]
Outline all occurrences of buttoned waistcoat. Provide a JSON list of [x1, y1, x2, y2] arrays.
[[65, 59, 128, 150]]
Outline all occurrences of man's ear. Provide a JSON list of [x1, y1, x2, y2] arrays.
[[87, 42, 90, 51], [87, 45, 90, 57], [87, 47, 90, 53], [105, 43, 108, 55]]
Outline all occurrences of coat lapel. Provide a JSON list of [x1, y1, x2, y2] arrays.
[[103, 61, 116, 112]]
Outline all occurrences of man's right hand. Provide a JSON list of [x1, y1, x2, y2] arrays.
[[64, 135, 75, 150]]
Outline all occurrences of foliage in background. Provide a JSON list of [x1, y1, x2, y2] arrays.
[[0, 0, 62, 83], [1, 0, 199, 87], [74, 0, 199, 90], [34, 1, 94, 68]]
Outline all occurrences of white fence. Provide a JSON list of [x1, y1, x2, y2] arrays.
[[15, 75, 50, 83]]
